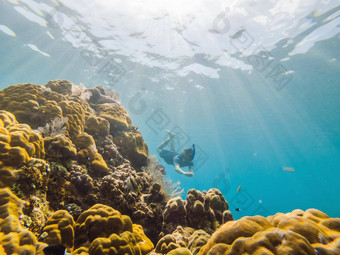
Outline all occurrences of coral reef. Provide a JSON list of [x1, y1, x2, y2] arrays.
[[0, 110, 45, 188], [75, 132, 109, 175], [113, 130, 149, 169], [0, 188, 46, 254], [162, 188, 230, 236], [198, 209, 340, 255], [188, 230, 211, 255], [143, 155, 184, 198], [167, 248, 193, 255], [41, 210, 75, 250], [1, 80, 339, 255], [156, 234, 183, 254], [0, 188, 155, 255], [85, 114, 110, 137]]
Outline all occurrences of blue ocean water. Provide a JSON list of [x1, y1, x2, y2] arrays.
[[0, 0, 339, 220]]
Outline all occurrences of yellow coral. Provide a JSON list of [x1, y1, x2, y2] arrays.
[[198, 209, 340, 255], [95, 103, 131, 134], [44, 134, 77, 160], [75, 133, 108, 174], [45, 80, 73, 96], [0, 188, 26, 220], [188, 230, 210, 255], [0, 83, 65, 128], [74, 204, 133, 249], [0, 230, 38, 255], [156, 234, 182, 254], [268, 209, 340, 244], [72, 225, 154, 255], [88, 226, 153, 255], [58, 100, 87, 140], [113, 131, 149, 169], [132, 224, 154, 254], [167, 248, 193, 255], [0, 82, 88, 142], [85, 114, 110, 137], [0, 111, 45, 188], [42, 210, 75, 251], [0, 188, 45, 255]]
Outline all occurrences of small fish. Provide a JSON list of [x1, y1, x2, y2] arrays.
[[283, 167, 295, 172], [43, 244, 67, 255], [259, 200, 263, 203], [237, 185, 242, 192], [235, 208, 241, 212]]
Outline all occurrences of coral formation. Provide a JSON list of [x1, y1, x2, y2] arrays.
[[75, 132, 109, 175], [162, 188, 229, 236], [85, 114, 110, 137], [95, 103, 131, 134], [113, 130, 149, 169], [198, 209, 340, 255], [41, 210, 75, 250], [0, 188, 46, 254], [74, 204, 133, 249], [44, 134, 77, 162], [167, 248, 193, 255], [156, 234, 183, 254], [143, 155, 184, 198], [0, 110, 45, 188], [163, 197, 187, 234], [188, 230, 211, 255], [1, 80, 339, 255]]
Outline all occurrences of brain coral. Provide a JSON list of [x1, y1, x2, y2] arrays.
[[156, 234, 182, 254], [42, 210, 75, 250], [74, 204, 133, 249], [188, 230, 211, 255], [167, 247, 193, 255], [0, 81, 150, 171], [94, 103, 132, 135], [0, 188, 46, 255], [162, 189, 230, 236], [197, 209, 340, 255], [88, 224, 153, 255], [0, 83, 65, 128], [85, 114, 110, 137], [0, 82, 88, 141], [113, 130, 149, 169], [75, 132, 108, 175], [0, 110, 45, 187]]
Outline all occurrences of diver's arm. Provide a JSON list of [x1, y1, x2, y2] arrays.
[[174, 164, 194, 177], [174, 164, 186, 175], [185, 166, 194, 177]]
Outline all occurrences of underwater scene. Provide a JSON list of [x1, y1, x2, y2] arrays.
[[0, 0, 340, 254]]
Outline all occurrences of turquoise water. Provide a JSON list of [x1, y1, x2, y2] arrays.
[[0, 0, 339, 219]]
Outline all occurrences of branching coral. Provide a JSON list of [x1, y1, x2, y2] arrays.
[[143, 155, 184, 199], [71, 82, 92, 102], [36, 117, 68, 137]]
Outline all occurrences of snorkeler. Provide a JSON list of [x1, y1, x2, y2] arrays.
[[157, 131, 195, 177]]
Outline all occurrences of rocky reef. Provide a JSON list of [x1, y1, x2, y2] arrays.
[[0, 80, 339, 255]]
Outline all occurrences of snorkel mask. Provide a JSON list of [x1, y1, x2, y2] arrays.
[[191, 144, 195, 160], [182, 145, 195, 161]]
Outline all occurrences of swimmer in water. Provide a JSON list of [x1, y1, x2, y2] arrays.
[[157, 131, 195, 177]]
